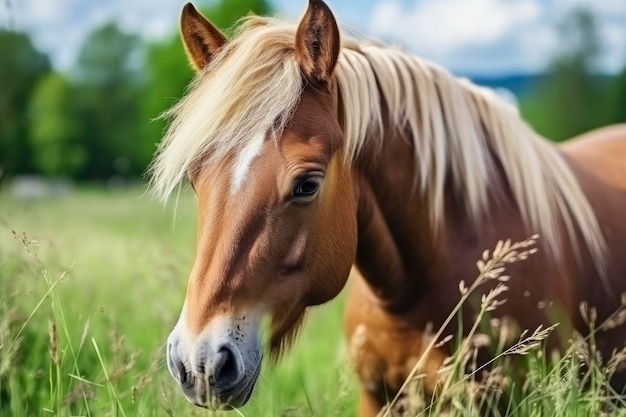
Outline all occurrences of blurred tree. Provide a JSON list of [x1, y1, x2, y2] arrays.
[[28, 73, 86, 177], [140, 0, 273, 175], [0, 0, 275, 183], [0, 30, 50, 179], [139, 37, 192, 174], [202, 0, 273, 33], [521, 8, 606, 141], [608, 64, 626, 124], [73, 22, 144, 180]]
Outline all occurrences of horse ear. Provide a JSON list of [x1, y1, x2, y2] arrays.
[[295, 0, 340, 84], [180, 3, 227, 72]]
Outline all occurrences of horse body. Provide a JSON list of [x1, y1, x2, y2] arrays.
[[151, 1, 626, 414], [346, 122, 626, 415]]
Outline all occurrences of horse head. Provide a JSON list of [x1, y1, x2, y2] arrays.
[[162, 0, 356, 409]]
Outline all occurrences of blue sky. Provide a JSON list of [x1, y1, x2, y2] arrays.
[[5, 0, 626, 76]]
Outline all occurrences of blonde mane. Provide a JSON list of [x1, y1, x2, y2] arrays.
[[149, 16, 605, 271]]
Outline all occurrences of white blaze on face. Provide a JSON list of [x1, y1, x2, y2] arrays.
[[231, 132, 267, 194]]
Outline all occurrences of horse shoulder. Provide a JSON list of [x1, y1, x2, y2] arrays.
[[558, 124, 626, 318], [344, 273, 447, 400], [559, 124, 626, 190]]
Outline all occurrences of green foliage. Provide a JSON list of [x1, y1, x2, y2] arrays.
[[0, 29, 50, 178], [72, 22, 145, 180], [28, 73, 86, 176], [140, 38, 193, 173], [608, 66, 626, 124], [521, 8, 613, 141], [201, 0, 273, 33], [74, 22, 141, 88]]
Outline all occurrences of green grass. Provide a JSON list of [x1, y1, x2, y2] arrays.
[[2, 187, 626, 417], [0, 186, 356, 417]]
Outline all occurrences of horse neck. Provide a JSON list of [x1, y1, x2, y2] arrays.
[[352, 118, 444, 311]]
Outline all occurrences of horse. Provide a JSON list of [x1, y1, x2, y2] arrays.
[[150, 1, 626, 415]]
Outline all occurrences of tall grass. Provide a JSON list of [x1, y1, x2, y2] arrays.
[[1, 187, 625, 416], [378, 236, 626, 417], [0, 188, 355, 417]]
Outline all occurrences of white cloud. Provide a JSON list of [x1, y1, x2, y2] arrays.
[[601, 23, 626, 72], [372, 0, 540, 50], [368, 0, 626, 74], [12, 0, 186, 70], [368, 0, 546, 73], [26, 0, 64, 22]]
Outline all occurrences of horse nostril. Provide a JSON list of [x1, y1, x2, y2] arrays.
[[178, 360, 189, 385], [212, 344, 243, 391], [167, 345, 195, 389]]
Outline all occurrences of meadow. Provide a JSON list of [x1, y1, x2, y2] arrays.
[[1, 187, 626, 417], [0, 187, 355, 417]]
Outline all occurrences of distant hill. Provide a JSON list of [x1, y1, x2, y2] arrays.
[[465, 74, 541, 97], [465, 73, 616, 98]]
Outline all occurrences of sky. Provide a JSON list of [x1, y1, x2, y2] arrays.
[[4, 0, 626, 76]]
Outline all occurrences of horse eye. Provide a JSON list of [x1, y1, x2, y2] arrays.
[[292, 176, 322, 199]]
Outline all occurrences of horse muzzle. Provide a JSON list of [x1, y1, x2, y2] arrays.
[[166, 313, 263, 409]]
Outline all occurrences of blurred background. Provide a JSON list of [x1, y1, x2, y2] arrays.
[[1, 0, 625, 189], [1, 1, 626, 415]]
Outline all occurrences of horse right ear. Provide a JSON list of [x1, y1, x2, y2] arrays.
[[180, 3, 227, 72]]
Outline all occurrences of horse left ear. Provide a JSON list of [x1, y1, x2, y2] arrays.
[[295, 0, 340, 84], [180, 3, 228, 72]]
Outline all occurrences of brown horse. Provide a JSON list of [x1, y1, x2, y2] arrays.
[[150, 1, 626, 414]]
